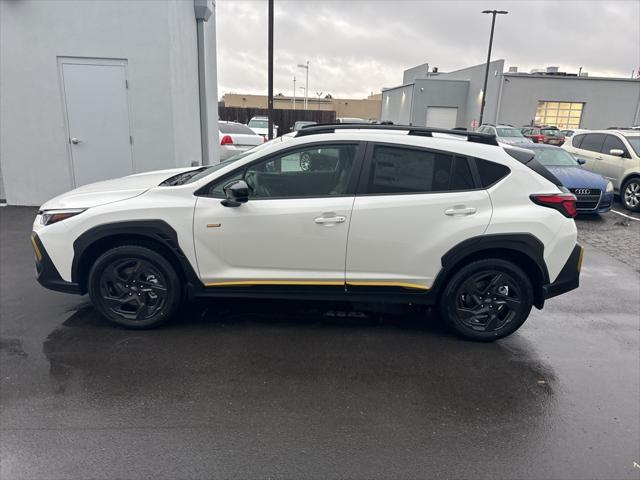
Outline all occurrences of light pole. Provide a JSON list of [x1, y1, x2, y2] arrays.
[[316, 91, 323, 108], [267, 0, 274, 139], [293, 76, 296, 110], [479, 9, 507, 127], [297, 61, 309, 110]]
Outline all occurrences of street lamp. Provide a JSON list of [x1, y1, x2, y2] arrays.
[[478, 9, 508, 127], [297, 61, 309, 110]]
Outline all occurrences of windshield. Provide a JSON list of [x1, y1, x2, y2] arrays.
[[248, 119, 268, 128], [497, 127, 525, 138], [624, 136, 640, 156], [533, 148, 578, 167]]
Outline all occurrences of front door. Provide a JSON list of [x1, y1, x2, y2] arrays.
[[346, 144, 492, 291], [598, 134, 628, 184], [193, 143, 364, 286], [59, 58, 133, 187]]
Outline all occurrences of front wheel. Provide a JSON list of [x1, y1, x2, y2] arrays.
[[621, 178, 640, 212], [88, 245, 183, 328], [439, 259, 533, 341]]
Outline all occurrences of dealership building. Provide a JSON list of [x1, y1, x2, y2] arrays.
[[381, 60, 640, 131], [0, 0, 219, 206]]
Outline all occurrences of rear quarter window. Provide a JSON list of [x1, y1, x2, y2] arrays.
[[475, 158, 510, 188]]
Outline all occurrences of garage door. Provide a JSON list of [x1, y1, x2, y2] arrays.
[[425, 107, 458, 129]]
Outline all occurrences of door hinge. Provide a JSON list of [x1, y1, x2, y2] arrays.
[[125, 79, 129, 89], [129, 136, 133, 145]]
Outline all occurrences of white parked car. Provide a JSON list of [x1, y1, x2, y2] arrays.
[[218, 121, 264, 161], [562, 129, 640, 211], [477, 124, 533, 146], [247, 116, 278, 138], [32, 125, 582, 341]]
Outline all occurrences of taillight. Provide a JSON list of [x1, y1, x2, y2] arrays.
[[530, 193, 577, 218], [220, 135, 233, 145], [534, 134, 545, 142]]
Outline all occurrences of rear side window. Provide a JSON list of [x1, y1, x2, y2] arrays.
[[579, 133, 606, 153], [220, 123, 256, 135], [368, 146, 452, 194], [450, 156, 475, 190], [572, 134, 585, 148], [475, 158, 510, 187]]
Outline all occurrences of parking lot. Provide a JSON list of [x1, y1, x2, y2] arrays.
[[1, 205, 638, 479]]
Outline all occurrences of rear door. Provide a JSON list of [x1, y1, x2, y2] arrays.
[[576, 133, 607, 174], [345, 143, 492, 291]]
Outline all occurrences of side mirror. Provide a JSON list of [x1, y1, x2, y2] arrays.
[[609, 149, 625, 157], [576, 158, 586, 165], [221, 180, 249, 207]]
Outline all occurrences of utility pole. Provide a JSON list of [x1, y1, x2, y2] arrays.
[[267, 0, 274, 139], [479, 9, 508, 127], [293, 76, 296, 110], [297, 61, 309, 110]]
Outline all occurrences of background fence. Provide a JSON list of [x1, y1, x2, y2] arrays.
[[218, 107, 337, 136]]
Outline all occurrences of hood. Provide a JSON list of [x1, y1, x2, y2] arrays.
[[545, 165, 608, 190], [40, 167, 198, 210]]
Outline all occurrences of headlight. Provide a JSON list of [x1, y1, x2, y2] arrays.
[[40, 208, 86, 225], [606, 181, 614, 193]]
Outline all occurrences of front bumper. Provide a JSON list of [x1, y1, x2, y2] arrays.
[[31, 233, 81, 294], [542, 244, 583, 300]]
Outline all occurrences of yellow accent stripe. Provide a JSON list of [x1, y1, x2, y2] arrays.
[[30, 236, 42, 262], [205, 280, 429, 290], [577, 245, 584, 273], [205, 280, 344, 287], [347, 281, 429, 291]]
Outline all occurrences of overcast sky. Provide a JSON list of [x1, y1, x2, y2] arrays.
[[216, 0, 640, 99]]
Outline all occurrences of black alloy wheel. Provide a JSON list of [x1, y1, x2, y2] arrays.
[[88, 245, 182, 328], [440, 259, 533, 341]]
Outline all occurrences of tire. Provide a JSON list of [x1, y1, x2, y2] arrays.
[[88, 245, 183, 328], [621, 177, 640, 212], [439, 258, 533, 341]]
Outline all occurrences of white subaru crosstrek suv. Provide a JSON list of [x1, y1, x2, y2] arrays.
[[32, 125, 582, 341]]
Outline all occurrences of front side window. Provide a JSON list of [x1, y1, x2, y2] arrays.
[[601, 135, 628, 156], [624, 136, 640, 156], [368, 146, 452, 194], [205, 144, 358, 198], [579, 133, 606, 153], [572, 134, 585, 148]]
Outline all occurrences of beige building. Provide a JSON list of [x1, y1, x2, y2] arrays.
[[222, 92, 382, 120]]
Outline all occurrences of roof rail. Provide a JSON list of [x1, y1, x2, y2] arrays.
[[294, 123, 499, 146]]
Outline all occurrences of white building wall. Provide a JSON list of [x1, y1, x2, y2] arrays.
[[0, 0, 210, 206]]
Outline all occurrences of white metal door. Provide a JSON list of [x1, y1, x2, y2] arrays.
[[426, 107, 458, 129], [60, 59, 133, 187]]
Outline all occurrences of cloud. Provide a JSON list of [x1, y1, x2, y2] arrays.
[[216, 0, 640, 99]]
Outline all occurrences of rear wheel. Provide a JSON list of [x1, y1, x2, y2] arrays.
[[621, 177, 640, 212], [88, 245, 183, 328], [439, 259, 533, 341]]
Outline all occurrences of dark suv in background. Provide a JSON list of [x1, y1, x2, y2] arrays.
[[521, 126, 565, 146]]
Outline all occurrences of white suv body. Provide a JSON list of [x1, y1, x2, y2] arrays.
[[562, 129, 640, 211], [32, 126, 582, 341]]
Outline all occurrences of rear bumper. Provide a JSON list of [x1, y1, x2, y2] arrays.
[[31, 233, 82, 295], [542, 244, 583, 300]]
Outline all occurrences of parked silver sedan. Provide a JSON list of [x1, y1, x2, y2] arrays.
[[219, 121, 264, 161]]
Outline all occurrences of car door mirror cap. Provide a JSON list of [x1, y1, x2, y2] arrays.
[[609, 148, 625, 157], [221, 180, 249, 207]]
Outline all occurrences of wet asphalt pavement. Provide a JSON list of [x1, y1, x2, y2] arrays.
[[1, 206, 639, 480]]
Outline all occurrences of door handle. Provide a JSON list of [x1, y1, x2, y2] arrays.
[[314, 215, 346, 224], [444, 206, 477, 216], [70, 137, 82, 145]]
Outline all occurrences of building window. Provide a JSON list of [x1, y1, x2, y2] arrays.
[[534, 101, 584, 129]]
